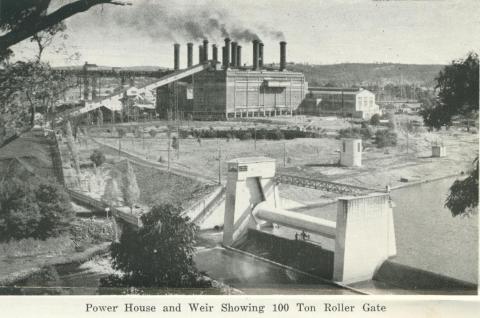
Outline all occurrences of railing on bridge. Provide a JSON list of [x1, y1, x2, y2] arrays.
[[67, 189, 142, 227], [182, 186, 226, 224], [275, 174, 380, 195]]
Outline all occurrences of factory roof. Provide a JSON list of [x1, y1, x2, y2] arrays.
[[309, 87, 374, 95]]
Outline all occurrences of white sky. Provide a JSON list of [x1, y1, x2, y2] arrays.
[[10, 0, 480, 67]]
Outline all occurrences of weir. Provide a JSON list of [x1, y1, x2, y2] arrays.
[[223, 157, 396, 284]]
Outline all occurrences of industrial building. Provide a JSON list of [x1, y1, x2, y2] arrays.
[[300, 87, 380, 120], [156, 39, 308, 120]]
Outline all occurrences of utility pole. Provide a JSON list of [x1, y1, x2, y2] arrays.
[[167, 138, 171, 172], [218, 140, 221, 184], [283, 142, 286, 167], [406, 120, 409, 155], [142, 126, 145, 150], [254, 124, 257, 151]]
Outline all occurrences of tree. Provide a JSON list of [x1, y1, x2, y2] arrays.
[[65, 121, 80, 173], [370, 114, 380, 126], [102, 177, 122, 208], [0, 178, 73, 241], [99, 203, 212, 290], [90, 149, 106, 167], [31, 22, 67, 62], [123, 161, 140, 213], [0, 61, 74, 140], [420, 53, 479, 130], [96, 108, 104, 126], [34, 182, 74, 239], [445, 158, 478, 217], [0, 0, 130, 59], [171, 136, 179, 150]]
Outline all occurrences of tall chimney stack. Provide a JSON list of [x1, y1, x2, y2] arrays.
[[174, 43, 180, 70], [237, 45, 242, 68], [222, 46, 227, 68], [198, 44, 203, 63], [252, 40, 259, 70], [203, 39, 209, 61], [259, 42, 264, 68], [224, 38, 231, 69], [280, 41, 286, 71], [231, 42, 238, 67], [187, 43, 193, 67], [212, 44, 218, 63]]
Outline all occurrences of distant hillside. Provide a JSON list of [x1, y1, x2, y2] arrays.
[[287, 63, 444, 88]]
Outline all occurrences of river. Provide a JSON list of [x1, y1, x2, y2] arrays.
[[7, 177, 477, 294]]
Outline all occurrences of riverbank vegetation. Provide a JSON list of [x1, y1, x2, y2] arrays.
[[0, 178, 73, 241]]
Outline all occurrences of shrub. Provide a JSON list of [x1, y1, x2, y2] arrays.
[[149, 129, 157, 138], [117, 128, 126, 138], [239, 131, 252, 140], [370, 114, 381, 126], [90, 149, 106, 167], [338, 127, 372, 141], [375, 129, 397, 148]]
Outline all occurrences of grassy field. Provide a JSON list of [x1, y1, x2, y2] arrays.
[[93, 118, 478, 205]]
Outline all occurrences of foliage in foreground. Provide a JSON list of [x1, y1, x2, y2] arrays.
[[420, 52, 479, 130], [445, 157, 479, 217], [100, 203, 212, 290], [0, 178, 74, 241]]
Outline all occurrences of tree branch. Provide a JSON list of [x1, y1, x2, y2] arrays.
[[0, 0, 130, 53]]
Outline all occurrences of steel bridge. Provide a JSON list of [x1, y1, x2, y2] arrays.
[[275, 174, 380, 195]]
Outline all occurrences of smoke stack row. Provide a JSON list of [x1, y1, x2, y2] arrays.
[[174, 39, 286, 71]]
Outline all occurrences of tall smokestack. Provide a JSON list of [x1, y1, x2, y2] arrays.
[[252, 40, 259, 70], [212, 44, 218, 63], [187, 43, 193, 67], [174, 43, 180, 70], [222, 46, 227, 69], [231, 42, 238, 67], [280, 41, 286, 71], [237, 45, 242, 68], [259, 42, 264, 68], [224, 38, 231, 69], [198, 44, 203, 63], [203, 39, 209, 61]]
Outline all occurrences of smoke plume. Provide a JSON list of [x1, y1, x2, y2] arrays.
[[110, 0, 285, 43]]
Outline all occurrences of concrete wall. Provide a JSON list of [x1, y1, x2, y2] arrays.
[[223, 157, 278, 246], [333, 193, 396, 283]]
